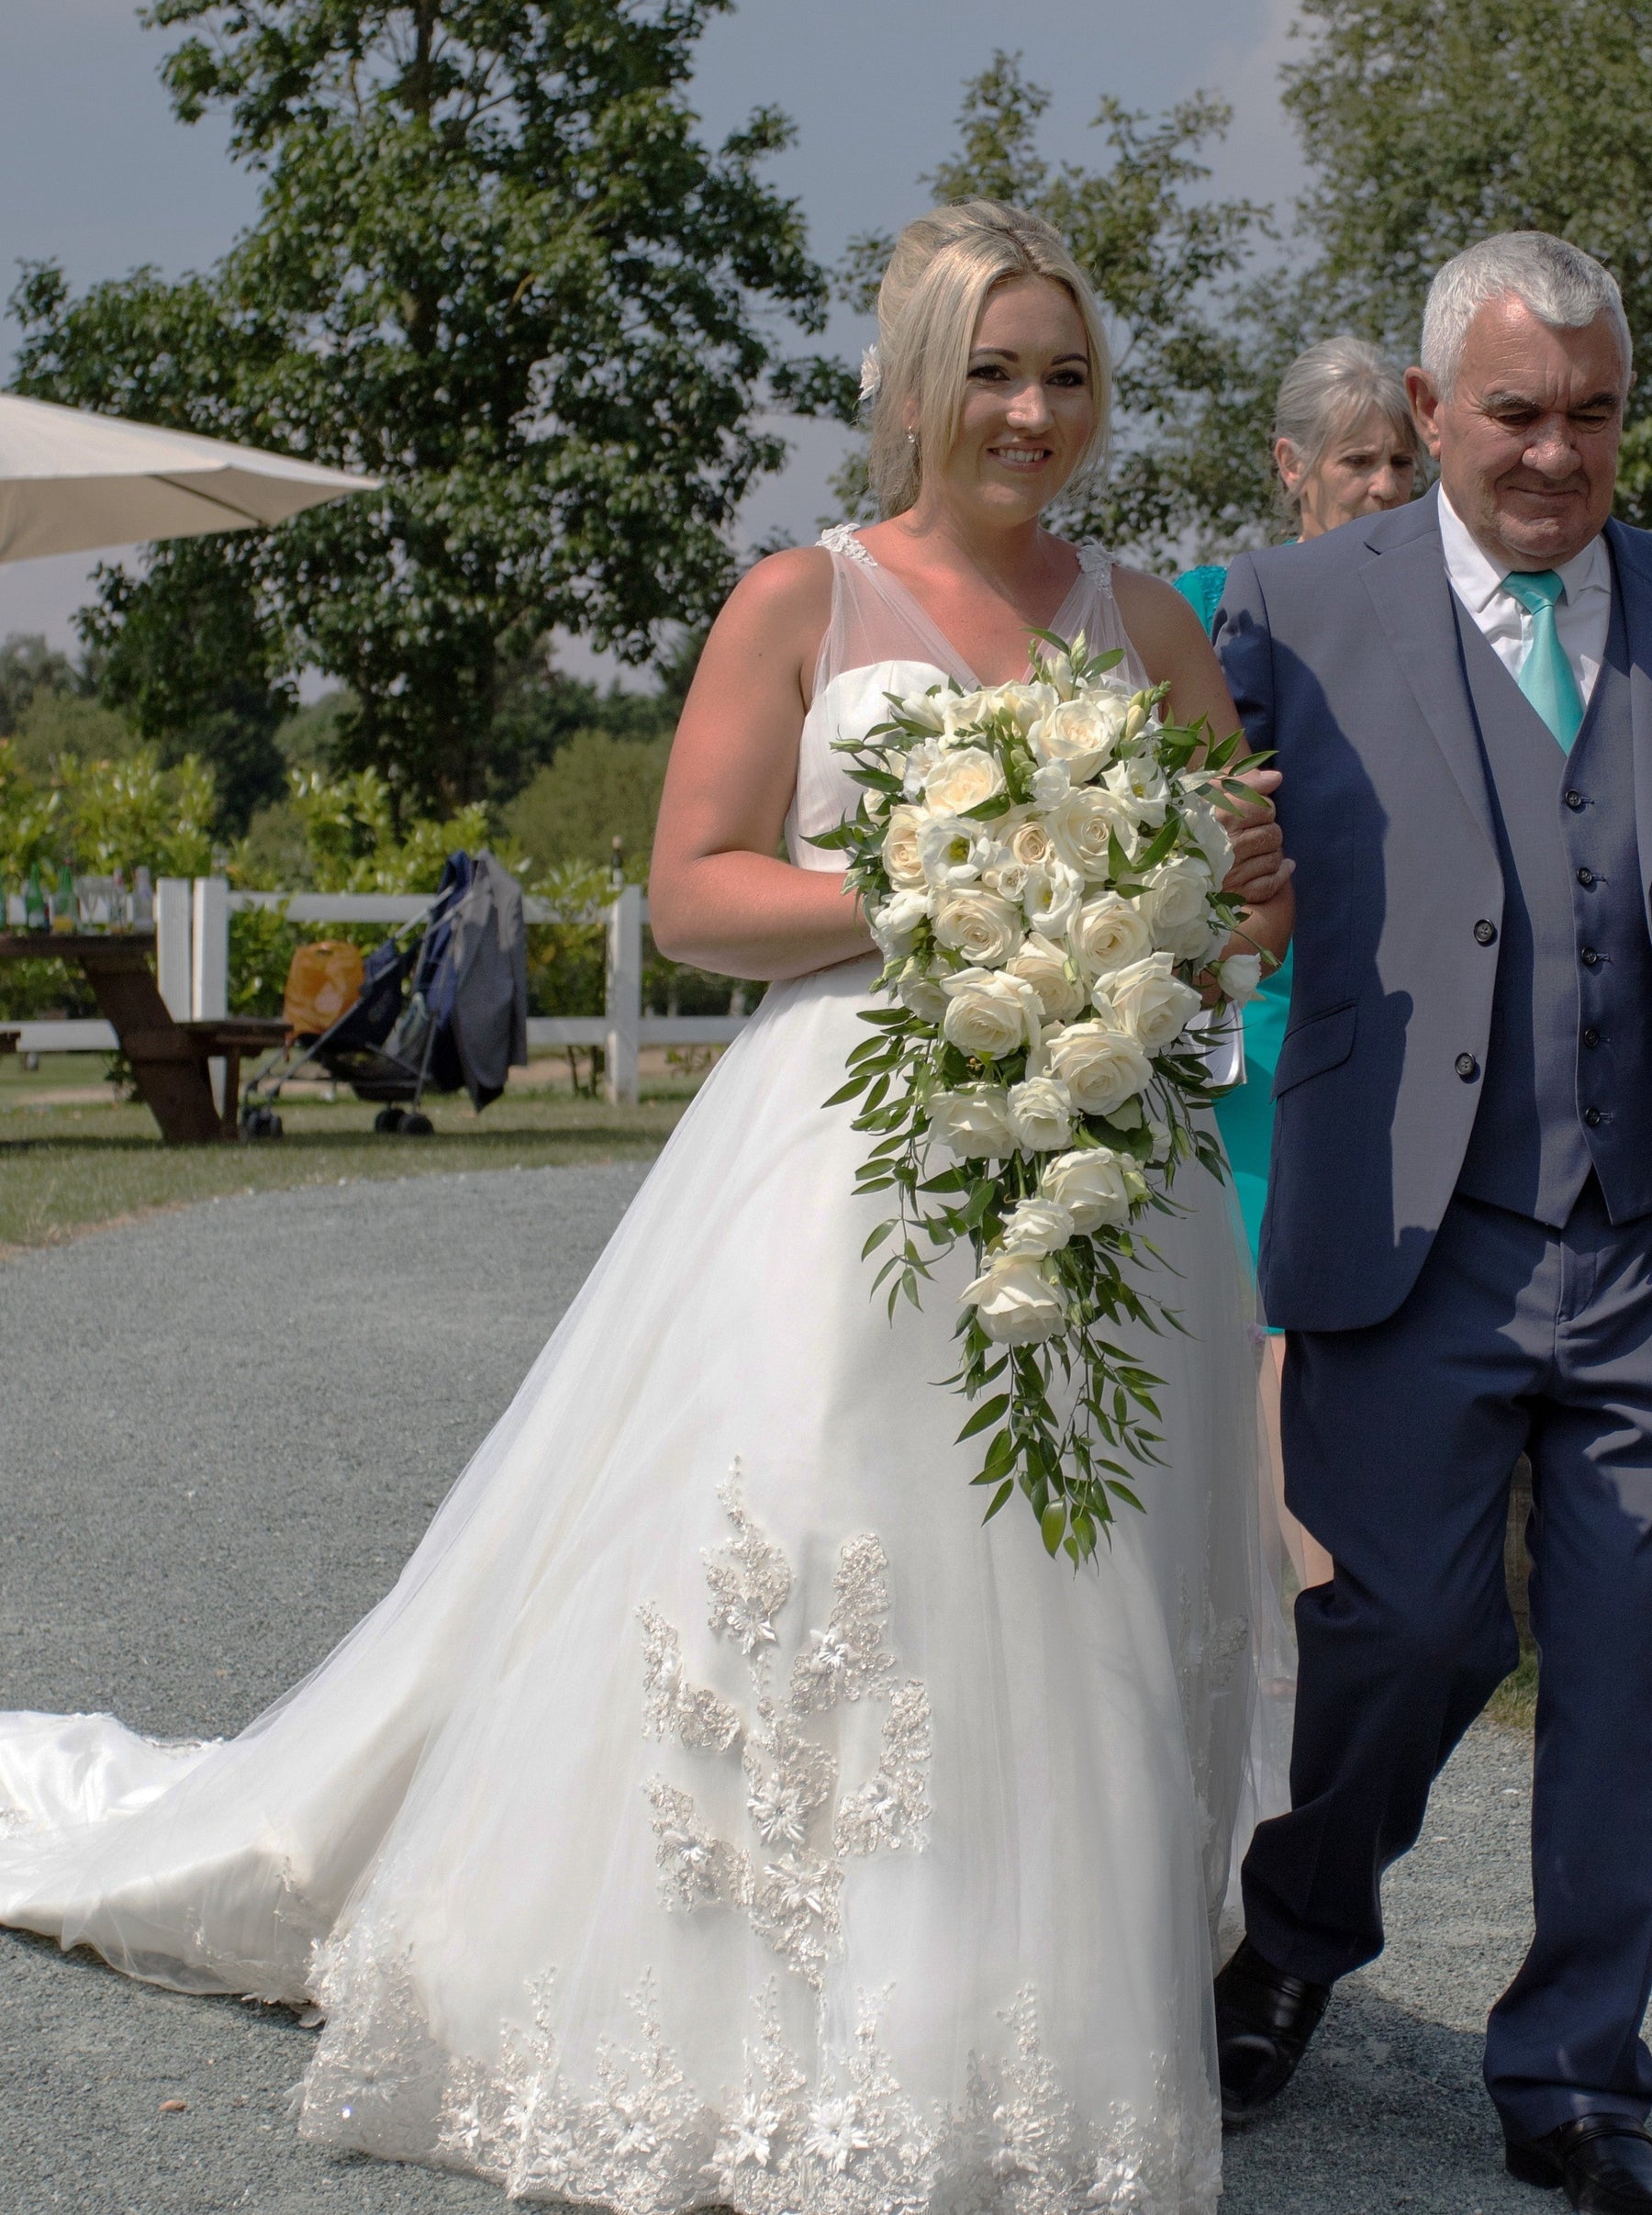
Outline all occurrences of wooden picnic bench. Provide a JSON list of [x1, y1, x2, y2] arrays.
[[0, 933, 285, 1144]]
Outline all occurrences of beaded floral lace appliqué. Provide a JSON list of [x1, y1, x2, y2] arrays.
[[638, 1472, 928, 1993], [298, 1471, 1219, 2211]]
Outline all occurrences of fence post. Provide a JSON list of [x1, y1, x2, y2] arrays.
[[155, 878, 193, 1019], [605, 883, 642, 1107], [192, 876, 230, 1112]]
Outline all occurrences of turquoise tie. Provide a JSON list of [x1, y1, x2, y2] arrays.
[[1501, 569, 1585, 752]]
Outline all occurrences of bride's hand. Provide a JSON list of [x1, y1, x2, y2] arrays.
[[1218, 766, 1294, 907]]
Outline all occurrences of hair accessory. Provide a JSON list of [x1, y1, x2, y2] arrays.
[[858, 345, 881, 402]]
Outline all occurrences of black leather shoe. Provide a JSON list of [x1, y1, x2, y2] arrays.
[[1213, 1937, 1332, 2126], [1506, 2116, 1652, 2210]]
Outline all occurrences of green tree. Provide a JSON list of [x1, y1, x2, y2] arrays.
[[0, 634, 77, 735], [1280, 0, 1652, 519], [501, 728, 671, 874], [832, 53, 1278, 561], [11, 0, 832, 811]]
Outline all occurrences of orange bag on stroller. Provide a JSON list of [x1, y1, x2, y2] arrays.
[[283, 940, 364, 1040]]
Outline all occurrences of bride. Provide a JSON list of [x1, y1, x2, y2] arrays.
[[0, 201, 1293, 2213]]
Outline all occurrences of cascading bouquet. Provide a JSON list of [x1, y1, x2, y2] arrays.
[[815, 632, 1267, 1564]]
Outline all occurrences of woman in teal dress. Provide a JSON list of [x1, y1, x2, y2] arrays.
[[1180, 338, 1423, 1586], [1178, 335, 1424, 1267]]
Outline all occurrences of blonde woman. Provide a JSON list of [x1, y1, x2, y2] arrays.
[[0, 203, 1291, 2214]]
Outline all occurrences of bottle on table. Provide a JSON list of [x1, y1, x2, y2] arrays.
[[131, 866, 154, 930], [111, 867, 128, 931], [23, 862, 48, 933], [51, 861, 76, 934]]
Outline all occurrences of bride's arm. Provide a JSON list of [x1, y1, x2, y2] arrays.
[[649, 551, 876, 983], [1112, 567, 1295, 968]]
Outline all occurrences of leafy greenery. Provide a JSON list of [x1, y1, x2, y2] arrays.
[[501, 732, 672, 878], [10, 0, 832, 812]]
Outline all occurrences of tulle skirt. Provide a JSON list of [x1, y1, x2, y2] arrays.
[[0, 956, 1288, 2214]]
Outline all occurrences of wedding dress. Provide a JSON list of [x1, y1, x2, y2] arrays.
[[0, 528, 1289, 2215]]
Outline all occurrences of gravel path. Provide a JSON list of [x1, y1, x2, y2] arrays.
[[0, 1169, 1546, 2214]]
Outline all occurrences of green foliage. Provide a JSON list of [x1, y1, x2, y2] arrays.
[[0, 634, 78, 735], [0, 738, 213, 883], [1281, 0, 1652, 524], [831, 52, 1278, 560], [501, 732, 672, 877], [11, 0, 831, 812], [8, 692, 140, 780]]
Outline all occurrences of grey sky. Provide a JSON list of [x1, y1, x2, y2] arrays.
[[0, 0, 1306, 666]]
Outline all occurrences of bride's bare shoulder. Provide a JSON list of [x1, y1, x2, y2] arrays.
[[714, 544, 834, 645], [1110, 563, 1213, 686]]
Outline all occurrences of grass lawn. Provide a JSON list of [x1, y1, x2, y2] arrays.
[[0, 1082, 691, 1251]]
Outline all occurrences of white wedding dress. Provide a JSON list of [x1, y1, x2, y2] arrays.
[[0, 530, 1289, 2215]]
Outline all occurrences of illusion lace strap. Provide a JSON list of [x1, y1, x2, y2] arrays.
[[1076, 541, 1114, 588], [818, 522, 875, 567]]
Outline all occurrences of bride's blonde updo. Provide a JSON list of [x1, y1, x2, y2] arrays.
[[867, 200, 1111, 518]]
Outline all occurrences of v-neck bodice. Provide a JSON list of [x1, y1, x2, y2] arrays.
[[786, 525, 1149, 871]]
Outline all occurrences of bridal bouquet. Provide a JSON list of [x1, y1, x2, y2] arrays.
[[816, 633, 1265, 1564]]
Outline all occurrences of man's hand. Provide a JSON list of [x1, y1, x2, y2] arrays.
[[1218, 766, 1293, 907]]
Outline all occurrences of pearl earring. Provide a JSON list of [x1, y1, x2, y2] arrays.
[[907, 431, 918, 449]]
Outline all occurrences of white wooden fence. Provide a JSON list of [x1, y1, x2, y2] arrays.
[[11, 878, 746, 1107]]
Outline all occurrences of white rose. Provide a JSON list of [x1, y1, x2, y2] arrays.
[[1029, 688, 1131, 782], [1069, 891, 1154, 980], [1109, 950, 1204, 1053], [917, 811, 988, 889], [1005, 1077, 1076, 1154], [1009, 817, 1055, 868], [925, 1082, 1015, 1160], [923, 744, 1005, 814], [895, 963, 950, 1023], [1022, 862, 1083, 939], [899, 736, 944, 799], [932, 889, 1022, 968], [1046, 786, 1133, 881], [1102, 755, 1170, 829], [1139, 856, 1218, 961], [1007, 931, 1088, 1023], [1041, 1147, 1142, 1233], [1181, 793, 1234, 881], [961, 1255, 1066, 1345], [988, 680, 1058, 735], [880, 805, 929, 889], [1045, 1021, 1153, 1117], [999, 1195, 1077, 1256], [1030, 761, 1072, 809], [1217, 951, 1262, 1005], [867, 888, 932, 959], [984, 856, 1032, 904], [940, 968, 1042, 1060], [940, 688, 992, 736]]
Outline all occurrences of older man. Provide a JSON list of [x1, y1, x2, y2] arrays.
[[1214, 231, 1652, 2212]]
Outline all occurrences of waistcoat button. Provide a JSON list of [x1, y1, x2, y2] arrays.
[[1565, 789, 1586, 811], [1474, 918, 1498, 945], [1581, 945, 1602, 967], [1577, 867, 1597, 888], [1456, 1052, 1479, 1081], [1584, 1026, 1602, 1048], [1584, 1106, 1604, 1128]]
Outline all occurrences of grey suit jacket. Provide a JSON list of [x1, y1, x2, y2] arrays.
[[1213, 486, 1652, 1332]]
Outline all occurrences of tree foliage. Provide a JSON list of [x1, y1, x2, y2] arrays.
[[10, 0, 830, 810]]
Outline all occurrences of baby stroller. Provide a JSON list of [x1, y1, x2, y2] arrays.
[[240, 852, 528, 1139]]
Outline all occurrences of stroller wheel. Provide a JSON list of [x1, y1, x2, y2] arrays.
[[240, 1105, 284, 1141], [374, 1106, 407, 1135], [399, 1111, 435, 1138]]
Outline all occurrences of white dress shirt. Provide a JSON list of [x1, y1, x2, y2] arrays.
[[1438, 487, 1613, 709]]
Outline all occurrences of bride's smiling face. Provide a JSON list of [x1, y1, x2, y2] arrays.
[[927, 276, 1097, 524]]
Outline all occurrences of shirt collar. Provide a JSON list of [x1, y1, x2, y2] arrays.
[[1438, 486, 1611, 611]]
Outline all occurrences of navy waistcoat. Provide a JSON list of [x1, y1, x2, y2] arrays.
[[1454, 568, 1652, 1226]]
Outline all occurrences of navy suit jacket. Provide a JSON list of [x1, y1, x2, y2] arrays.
[[1213, 486, 1652, 1332]]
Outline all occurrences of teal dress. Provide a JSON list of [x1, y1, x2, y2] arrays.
[[1173, 564, 1293, 1270]]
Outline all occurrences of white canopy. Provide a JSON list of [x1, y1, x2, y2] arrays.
[[0, 392, 381, 565]]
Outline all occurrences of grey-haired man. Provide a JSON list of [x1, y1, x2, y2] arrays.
[[1214, 232, 1652, 2213]]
